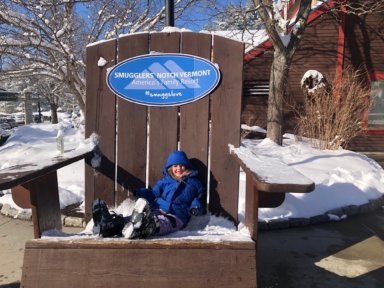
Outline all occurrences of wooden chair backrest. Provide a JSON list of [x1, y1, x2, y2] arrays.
[[84, 32, 244, 224]]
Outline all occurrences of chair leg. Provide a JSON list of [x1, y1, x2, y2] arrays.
[[12, 171, 62, 238], [245, 175, 259, 241]]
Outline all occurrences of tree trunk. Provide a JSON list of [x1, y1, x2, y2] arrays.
[[50, 104, 59, 124], [266, 50, 290, 145]]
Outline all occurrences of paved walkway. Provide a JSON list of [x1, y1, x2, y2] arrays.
[[0, 210, 383, 287], [257, 209, 384, 288], [0, 216, 32, 287], [0, 216, 82, 287]]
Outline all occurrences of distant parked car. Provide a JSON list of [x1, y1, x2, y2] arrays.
[[13, 113, 25, 125], [0, 122, 11, 130], [0, 118, 11, 129], [5, 117, 17, 128]]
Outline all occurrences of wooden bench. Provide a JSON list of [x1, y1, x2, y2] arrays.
[[0, 31, 314, 288]]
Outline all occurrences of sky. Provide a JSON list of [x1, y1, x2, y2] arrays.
[[0, 116, 383, 241], [75, 0, 237, 34]]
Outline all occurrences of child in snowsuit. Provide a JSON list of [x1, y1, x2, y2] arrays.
[[92, 150, 205, 239]]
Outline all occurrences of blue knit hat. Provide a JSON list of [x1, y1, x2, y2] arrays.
[[164, 150, 193, 170]]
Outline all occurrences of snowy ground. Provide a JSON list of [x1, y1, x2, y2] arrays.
[[0, 122, 383, 240]]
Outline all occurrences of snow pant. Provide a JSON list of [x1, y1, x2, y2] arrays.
[[152, 209, 184, 236]]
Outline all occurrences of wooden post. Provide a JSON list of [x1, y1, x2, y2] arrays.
[[245, 175, 259, 241], [12, 171, 62, 238]]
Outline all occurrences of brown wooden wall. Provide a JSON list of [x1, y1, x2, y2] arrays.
[[242, 11, 339, 130], [344, 12, 384, 74], [242, 53, 272, 127], [288, 13, 339, 104], [343, 11, 384, 154], [242, 7, 384, 157]]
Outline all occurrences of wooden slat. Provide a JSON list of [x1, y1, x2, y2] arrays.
[[25, 239, 255, 249], [147, 32, 180, 187], [179, 32, 211, 191], [116, 33, 149, 204], [209, 35, 244, 222], [22, 240, 256, 288], [85, 39, 117, 220]]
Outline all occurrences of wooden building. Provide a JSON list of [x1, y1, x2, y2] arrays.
[[242, 1, 384, 166]]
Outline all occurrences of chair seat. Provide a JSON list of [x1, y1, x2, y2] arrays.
[[40, 214, 253, 243]]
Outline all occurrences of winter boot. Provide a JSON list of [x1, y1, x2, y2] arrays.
[[92, 198, 109, 235], [135, 213, 160, 239], [92, 198, 125, 237], [122, 198, 151, 239]]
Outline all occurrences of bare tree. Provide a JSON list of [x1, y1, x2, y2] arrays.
[[250, 0, 314, 145], [32, 77, 70, 124], [295, 67, 371, 150], [207, 1, 262, 31], [0, 0, 215, 114], [251, 0, 384, 145]]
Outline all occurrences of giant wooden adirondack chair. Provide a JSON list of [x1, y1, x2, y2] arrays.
[[0, 31, 314, 287]]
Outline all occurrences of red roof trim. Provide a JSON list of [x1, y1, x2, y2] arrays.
[[244, 1, 337, 64], [364, 130, 384, 135], [368, 72, 384, 81], [243, 42, 273, 63], [335, 2, 346, 105]]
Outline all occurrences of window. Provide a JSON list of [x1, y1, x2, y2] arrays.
[[367, 80, 384, 129]]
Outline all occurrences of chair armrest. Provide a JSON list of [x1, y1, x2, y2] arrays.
[[0, 150, 95, 191], [0, 134, 97, 191], [231, 145, 315, 193], [0, 135, 97, 238], [230, 145, 315, 240]]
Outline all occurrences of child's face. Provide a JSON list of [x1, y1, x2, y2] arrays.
[[172, 164, 186, 179]]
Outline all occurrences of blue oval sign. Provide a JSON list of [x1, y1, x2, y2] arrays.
[[107, 53, 220, 106]]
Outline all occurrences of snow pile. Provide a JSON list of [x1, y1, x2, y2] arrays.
[[1, 123, 384, 240], [0, 122, 96, 210], [251, 135, 384, 221], [231, 142, 313, 186], [0, 122, 96, 175]]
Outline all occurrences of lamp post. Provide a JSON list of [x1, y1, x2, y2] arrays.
[[165, 0, 174, 27]]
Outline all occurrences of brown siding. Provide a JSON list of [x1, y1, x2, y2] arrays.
[[242, 12, 339, 130], [242, 52, 273, 127], [347, 134, 384, 167], [344, 12, 384, 73], [348, 134, 384, 152], [285, 12, 340, 131], [242, 7, 384, 160], [288, 13, 339, 104], [344, 11, 384, 156]]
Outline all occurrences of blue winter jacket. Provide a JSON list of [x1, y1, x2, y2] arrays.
[[135, 151, 205, 225]]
